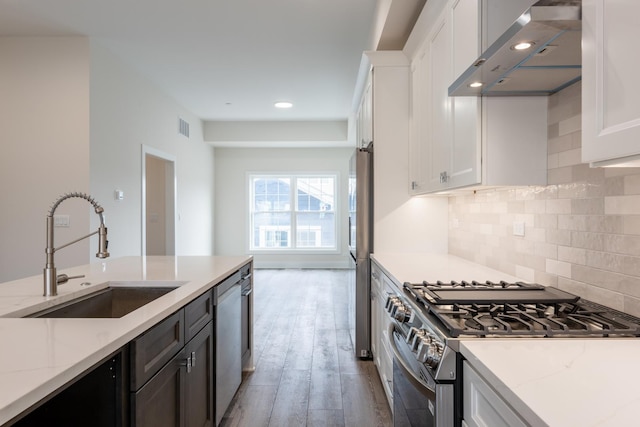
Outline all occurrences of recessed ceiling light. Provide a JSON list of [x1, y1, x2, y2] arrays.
[[469, 82, 483, 88], [274, 101, 293, 109], [512, 41, 534, 51]]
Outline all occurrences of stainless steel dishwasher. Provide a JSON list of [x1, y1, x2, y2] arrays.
[[214, 271, 242, 426]]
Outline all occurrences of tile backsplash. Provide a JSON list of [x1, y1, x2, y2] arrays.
[[448, 82, 640, 316]]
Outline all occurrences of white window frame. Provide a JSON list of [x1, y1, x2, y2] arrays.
[[248, 173, 339, 253]]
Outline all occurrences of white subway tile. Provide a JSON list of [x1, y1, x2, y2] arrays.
[[557, 148, 582, 167], [558, 115, 581, 136], [605, 195, 640, 215], [515, 265, 535, 282]]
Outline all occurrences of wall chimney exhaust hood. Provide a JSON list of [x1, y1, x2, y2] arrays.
[[449, 0, 581, 97]]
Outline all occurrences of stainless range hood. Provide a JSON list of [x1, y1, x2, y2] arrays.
[[449, 0, 581, 97]]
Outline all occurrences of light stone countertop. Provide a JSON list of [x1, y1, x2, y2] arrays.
[[460, 339, 640, 427], [0, 255, 251, 425], [372, 252, 640, 427], [371, 252, 524, 285]]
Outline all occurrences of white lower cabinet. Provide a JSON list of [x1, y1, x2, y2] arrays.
[[463, 361, 527, 427], [371, 261, 394, 409]]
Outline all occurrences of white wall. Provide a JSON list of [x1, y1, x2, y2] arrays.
[[0, 37, 91, 282], [214, 147, 352, 268], [0, 38, 216, 283], [89, 42, 215, 259]]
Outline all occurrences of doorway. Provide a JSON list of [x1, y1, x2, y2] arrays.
[[142, 145, 176, 256]]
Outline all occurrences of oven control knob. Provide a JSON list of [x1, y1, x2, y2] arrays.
[[385, 296, 399, 311], [393, 305, 411, 323], [406, 327, 420, 344], [425, 342, 443, 369], [409, 329, 427, 351], [415, 336, 432, 363], [388, 300, 400, 317]]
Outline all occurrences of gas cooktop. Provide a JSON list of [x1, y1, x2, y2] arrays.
[[403, 281, 640, 338]]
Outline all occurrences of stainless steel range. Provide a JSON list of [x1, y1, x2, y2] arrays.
[[385, 279, 640, 427]]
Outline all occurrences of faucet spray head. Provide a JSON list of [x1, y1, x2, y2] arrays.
[[95, 206, 110, 259], [97, 223, 110, 258]]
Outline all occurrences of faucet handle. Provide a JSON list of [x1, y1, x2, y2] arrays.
[[56, 274, 85, 285]]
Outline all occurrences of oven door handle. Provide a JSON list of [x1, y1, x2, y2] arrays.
[[388, 323, 437, 400]]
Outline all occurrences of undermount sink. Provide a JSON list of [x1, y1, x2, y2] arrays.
[[30, 281, 186, 318]]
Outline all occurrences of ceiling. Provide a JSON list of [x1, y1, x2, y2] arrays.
[[0, 0, 384, 122]]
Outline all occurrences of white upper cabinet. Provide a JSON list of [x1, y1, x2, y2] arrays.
[[582, 0, 640, 167], [407, 0, 547, 195], [356, 71, 373, 149], [409, 0, 481, 194]]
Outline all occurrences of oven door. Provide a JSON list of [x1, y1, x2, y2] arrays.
[[389, 324, 454, 427]]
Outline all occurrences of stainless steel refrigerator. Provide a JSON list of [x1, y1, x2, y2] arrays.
[[348, 143, 373, 358]]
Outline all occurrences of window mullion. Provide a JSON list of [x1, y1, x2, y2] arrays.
[[291, 175, 297, 249]]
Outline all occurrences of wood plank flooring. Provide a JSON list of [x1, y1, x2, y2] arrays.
[[220, 269, 392, 427]]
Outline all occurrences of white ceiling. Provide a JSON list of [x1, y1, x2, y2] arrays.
[[0, 0, 381, 121]]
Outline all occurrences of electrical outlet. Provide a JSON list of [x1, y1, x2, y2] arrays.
[[513, 221, 525, 237]]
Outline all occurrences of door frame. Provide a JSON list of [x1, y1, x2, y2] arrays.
[[141, 145, 177, 256]]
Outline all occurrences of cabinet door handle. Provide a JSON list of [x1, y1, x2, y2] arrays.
[[181, 354, 193, 373]]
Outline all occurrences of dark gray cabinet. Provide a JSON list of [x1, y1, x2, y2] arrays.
[[185, 289, 214, 342], [130, 289, 214, 427], [9, 350, 128, 427], [132, 348, 186, 427], [185, 322, 214, 427], [130, 310, 185, 390]]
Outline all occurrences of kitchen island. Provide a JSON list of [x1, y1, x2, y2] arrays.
[[0, 255, 252, 426]]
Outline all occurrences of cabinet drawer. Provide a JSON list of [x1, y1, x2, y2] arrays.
[[184, 290, 213, 342], [130, 310, 185, 390]]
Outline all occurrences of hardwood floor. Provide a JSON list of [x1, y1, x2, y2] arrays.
[[220, 269, 392, 427]]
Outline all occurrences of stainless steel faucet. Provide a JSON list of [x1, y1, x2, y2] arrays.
[[44, 192, 110, 296]]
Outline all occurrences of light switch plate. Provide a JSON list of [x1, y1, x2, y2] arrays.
[[54, 215, 70, 227], [513, 221, 525, 237]]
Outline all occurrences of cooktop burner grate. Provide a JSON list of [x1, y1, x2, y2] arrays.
[[402, 282, 640, 338]]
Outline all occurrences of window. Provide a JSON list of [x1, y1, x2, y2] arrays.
[[249, 174, 337, 251]]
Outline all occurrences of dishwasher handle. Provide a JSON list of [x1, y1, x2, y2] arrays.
[[388, 323, 437, 400]]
